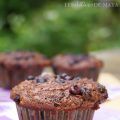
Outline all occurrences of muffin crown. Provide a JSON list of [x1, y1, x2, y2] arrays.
[[10, 73, 108, 111], [52, 54, 103, 70], [0, 51, 50, 68]]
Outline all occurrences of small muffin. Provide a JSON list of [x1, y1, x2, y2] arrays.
[[0, 51, 50, 89], [52, 54, 103, 81], [11, 73, 108, 120]]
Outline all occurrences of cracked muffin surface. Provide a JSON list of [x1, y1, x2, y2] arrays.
[[10, 73, 108, 111]]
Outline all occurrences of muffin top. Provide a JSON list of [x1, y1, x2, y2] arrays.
[[0, 51, 50, 68], [10, 73, 108, 111], [52, 54, 103, 70]]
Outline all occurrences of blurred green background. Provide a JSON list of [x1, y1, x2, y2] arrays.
[[0, 0, 120, 57]]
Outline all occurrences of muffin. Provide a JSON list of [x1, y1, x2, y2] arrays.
[[52, 54, 103, 81], [0, 51, 50, 89], [11, 73, 108, 120]]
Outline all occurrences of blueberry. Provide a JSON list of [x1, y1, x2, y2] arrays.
[[54, 103, 60, 107], [27, 75, 35, 80], [79, 87, 91, 100], [92, 102, 99, 110], [60, 73, 67, 79], [36, 77, 47, 83], [64, 75, 73, 80], [60, 73, 73, 80], [103, 93, 108, 99], [69, 85, 80, 95], [56, 74, 74, 83], [59, 79, 65, 83], [78, 55, 88, 62], [56, 75, 65, 83], [97, 84, 106, 93], [69, 85, 91, 100], [73, 58, 80, 63], [14, 95, 20, 104], [69, 57, 80, 65], [75, 76, 80, 80], [69, 55, 88, 65]]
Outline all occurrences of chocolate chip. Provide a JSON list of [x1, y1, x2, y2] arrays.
[[14, 95, 20, 104], [27, 75, 35, 80], [36, 77, 47, 83], [97, 84, 106, 93], [69, 85, 80, 95]]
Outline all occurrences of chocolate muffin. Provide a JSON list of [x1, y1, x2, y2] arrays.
[[52, 54, 103, 81], [0, 51, 50, 89], [11, 73, 108, 120]]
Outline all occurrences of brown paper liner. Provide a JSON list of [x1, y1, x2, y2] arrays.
[[16, 105, 95, 120]]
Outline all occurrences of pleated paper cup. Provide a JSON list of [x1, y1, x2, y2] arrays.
[[16, 105, 95, 120]]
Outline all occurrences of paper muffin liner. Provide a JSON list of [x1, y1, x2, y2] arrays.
[[53, 66, 100, 82], [16, 105, 95, 120]]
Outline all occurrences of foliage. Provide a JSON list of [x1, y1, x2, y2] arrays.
[[0, 2, 120, 57]]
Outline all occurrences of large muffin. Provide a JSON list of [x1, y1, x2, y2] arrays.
[[11, 73, 108, 120], [0, 51, 50, 89], [52, 54, 103, 81]]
